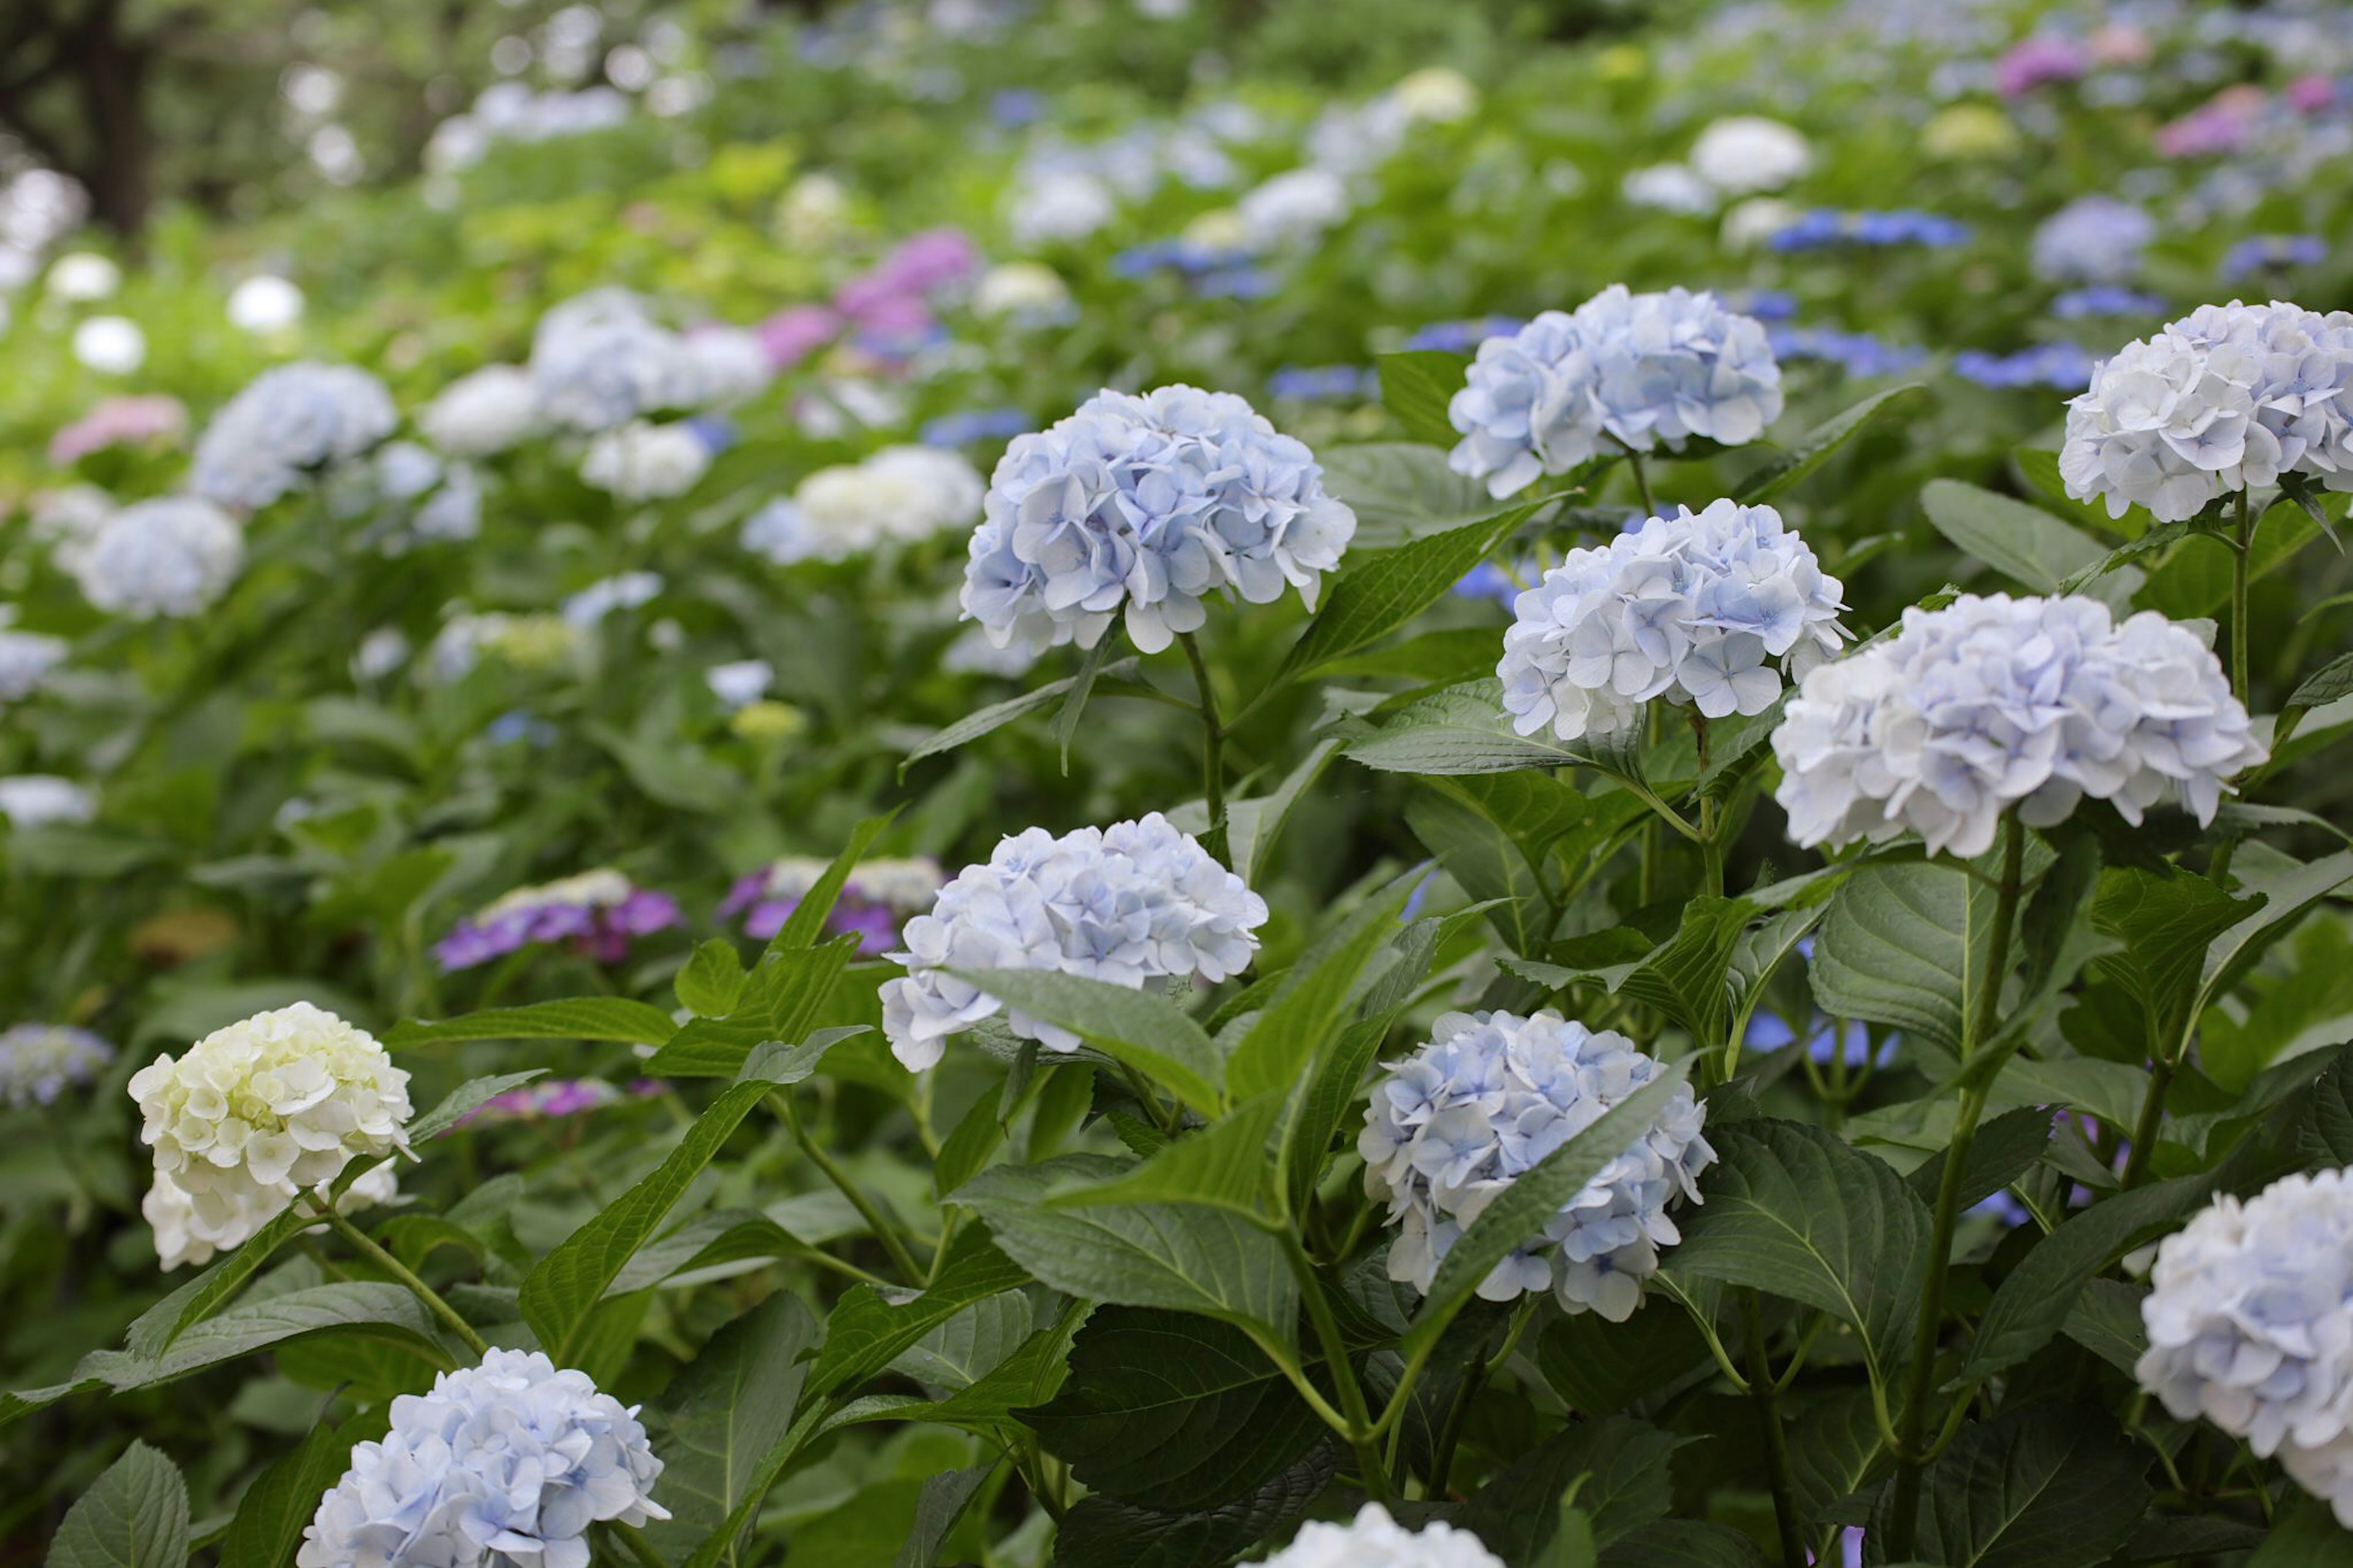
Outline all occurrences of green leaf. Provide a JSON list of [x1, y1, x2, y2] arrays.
[[645, 936, 857, 1077], [2279, 651, 2353, 749], [1866, 1406, 2150, 1568], [1376, 350, 1469, 447], [1346, 678, 1650, 779], [80, 1282, 448, 1395], [1053, 632, 1119, 774], [2248, 1496, 2353, 1566], [676, 939, 748, 1018], [2090, 865, 2263, 1055], [2063, 1278, 2148, 1375], [407, 1070, 550, 1142], [1665, 1119, 1932, 1380], [1810, 862, 2008, 1062], [1457, 1415, 1684, 1557], [899, 657, 1140, 775], [384, 996, 677, 1050], [771, 811, 899, 953], [1905, 1105, 2055, 1212], [953, 1156, 1297, 1346], [2143, 501, 2322, 619], [1784, 1385, 1889, 1537], [220, 1409, 389, 1568], [679, 1399, 835, 1568], [121, 1200, 328, 1360], [1319, 443, 1498, 548], [1278, 501, 1543, 685], [1509, 898, 1757, 1048], [805, 1227, 1032, 1398], [1404, 1064, 1689, 1365], [1407, 790, 1552, 954], [893, 1466, 994, 1568], [642, 1293, 817, 1564], [1048, 1095, 1284, 1221], [1051, 1449, 1335, 1568], [1920, 479, 2107, 593], [1535, 1305, 1713, 1418], [1602, 1521, 1768, 1567], [1734, 383, 1926, 503], [2014, 448, 2143, 539], [1230, 882, 1415, 1104], [587, 722, 732, 812], [48, 1441, 189, 1568], [944, 968, 1224, 1116]]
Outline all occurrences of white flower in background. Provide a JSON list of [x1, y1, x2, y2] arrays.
[[0, 775, 97, 829], [2137, 1169, 2353, 1528], [742, 444, 983, 564], [412, 460, 483, 542], [127, 1002, 412, 1266], [1361, 1011, 1713, 1321], [678, 326, 772, 407], [1772, 593, 2266, 858], [779, 171, 852, 248], [1009, 169, 1118, 248], [881, 813, 1267, 1070], [352, 627, 411, 682], [0, 613, 67, 702], [0, 1023, 115, 1108], [580, 420, 710, 499], [1238, 166, 1349, 248], [1389, 67, 1480, 125], [2061, 300, 2353, 522], [299, 1347, 667, 1568], [2032, 197, 2155, 286], [974, 261, 1071, 321], [561, 571, 664, 626], [146, 1157, 396, 1271], [963, 385, 1355, 654], [72, 496, 243, 619], [1500, 500, 1847, 740], [705, 659, 773, 710], [225, 274, 305, 333], [189, 362, 398, 510], [1689, 116, 1812, 194], [530, 289, 699, 433], [44, 251, 119, 302], [1722, 196, 1801, 250], [1623, 162, 1718, 214], [72, 316, 146, 375], [420, 365, 542, 456], [1256, 1504, 1504, 1567]]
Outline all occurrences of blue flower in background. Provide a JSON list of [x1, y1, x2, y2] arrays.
[[1769, 325, 1929, 377], [920, 407, 1034, 446], [1269, 364, 1377, 401], [1111, 239, 1251, 279], [2052, 286, 2166, 320], [2222, 234, 2328, 281], [1724, 288, 1798, 323], [1194, 265, 1277, 300], [1953, 342, 2094, 390], [1745, 1011, 1894, 1069], [2031, 197, 2155, 285], [991, 89, 1045, 127], [1403, 316, 1526, 354], [1767, 208, 1971, 251]]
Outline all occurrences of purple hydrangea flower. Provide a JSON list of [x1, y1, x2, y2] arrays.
[[720, 855, 942, 952], [436, 869, 682, 972]]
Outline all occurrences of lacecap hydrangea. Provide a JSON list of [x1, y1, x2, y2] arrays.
[[1499, 499, 1847, 741], [188, 362, 397, 510], [127, 1002, 412, 1264], [881, 813, 1266, 1070], [2136, 1169, 2353, 1527], [71, 496, 243, 619], [1360, 1010, 1714, 1322], [1449, 286, 1784, 499], [435, 869, 681, 972], [2061, 298, 2353, 522], [298, 1348, 667, 1568], [1256, 1504, 1504, 1567], [1771, 593, 2265, 858], [960, 385, 1356, 655]]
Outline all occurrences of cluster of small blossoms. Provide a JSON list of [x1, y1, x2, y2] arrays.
[[299, 1348, 668, 1568], [70, 497, 243, 619], [1256, 1504, 1504, 1567], [740, 445, 984, 565], [1360, 1011, 1713, 1322], [528, 289, 707, 433], [2137, 1170, 2353, 1526], [188, 362, 398, 510], [881, 814, 1266, 1070], [1448, 286, 1784, 499], [0, 612, 67, 702], [457, 1077, 661, 1127], [2061, 299, 2353, 521], [146, 1157, 397, 1272], [0, 1023, 113, 1107], [434, 869, 682, 972], [419, 365, 542, 457], [1498, 499, 1848, 741], [579, 420, 714, 500], [127, 1003, 412, 1265], [0, 775, 96, 828], [424, 610, 585, 684], [721, 855, 942, 950], [2030, 196, 2155, 285], [1771, 593, 2266, 858], [960, 385, 1356, 654]]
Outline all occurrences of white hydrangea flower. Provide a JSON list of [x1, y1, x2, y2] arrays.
[[0, 775, 97, 828], [880, 813, 1267, 1070], [742, 444, 984, 564], [1689, 116, 1812, 194], [73, 316, 146, 375], [974, 261, 1071, 320], [705, 658, 773, 710], [961, 385, 1355, 654], [71, 496, 243, 619], [1499, 499, 1847, 741], [1388, 67, 1480, 126], [298, 1347, 667, 1568], [2061, 299, 2353, 523], [0, 613, 67, 701], [226, 275, 304, 333], [1256, 1504, 1503, 1567], [580, 421, 710, 499], [678, 326, 772, 407], [2138, 1169, 2353, 1528], [1360, 1011, 1713, 1322], [127, 1002, 412, 1266], [28, 483, 116, 574], [530, 290, 700, 433], [146, 1156, 396, 1271], [420, 365, 543, 456], [1238, 166, 1351, 249], [1771, 593, 2267, 858], [189, 362, 397, 510], [1622, 163, 1718, 214], [1449, 286, 1784, 499]]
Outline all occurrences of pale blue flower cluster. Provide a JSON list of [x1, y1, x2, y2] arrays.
[[2061, 298, 2353, 521], [1359, 1010, 1713, 1322], [298, 1348, 667, 1568], [71, 497, 243, 619], [0, 616, 67, 702], [189, 362, 397, 510], [960, 385, 1357, 654], [2137, 1169, 2353, 1528], [0, 1023, 114, 1107], [1772, 593, 2266, 858], [880, 812, 1267, 1070], [1498, 499, 1847, 741], [1447, 286, 1784, 499], [528, 290, 705, 433], [2030, 196, 2155, 284]]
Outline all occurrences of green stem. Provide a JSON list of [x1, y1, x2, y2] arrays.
[[1620, 441, 1659, 518], [1689, 709, 1723, 898], [1176, 631, 1230, 866], [1885, 816, 2026, 1558], [2118, 1052, 2176, 1191], [2230, 488, 2254, 703], [1742, 1291, 1807, 1568], [1278, 1229, 1388, 1502], [771, 1092, 925, 1284], [311, 1199, 488, 1357], [1118, 1061, 1180, 1137], [1428, 1299, 1537, 1499], [607, 1520, 665, 1568]]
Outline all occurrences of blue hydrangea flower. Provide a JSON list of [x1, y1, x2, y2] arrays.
[[1449, 287, 1783, 498], [1953, 342, 2094, 390], [960, 385, 1357, 655], [529, 290, 700, 433], [2052, 286, 2167, 320], [2031, 197, 2156, 285], [0, 1023, 113, 1107], [299, 1347, 667, 1568], [1772, 593, 2267, 858], [2222, 235, 2328, 282], [921, 407, 1034, 447], [1765, 208, 1971, 251], [189, 363, 397, 510], [1768, 326, 1928, 378], [1359, 1010, 1714, 1321], [1268, 365, 1377, 401], [1403, 316, 1525, 354]]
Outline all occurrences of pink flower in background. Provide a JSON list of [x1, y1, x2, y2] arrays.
[[1995, 34, 2088, 99], [875, 227, 979, 295], [2088, 24, 2151, 68], [49, 395, 187, 466], [2286, 75, 2339, 114], [757, 304, 843, 371], [2158, 86, 2267, 157], [453, 1077, 662, 1127]]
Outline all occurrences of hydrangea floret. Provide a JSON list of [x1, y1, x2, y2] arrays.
[[189, 362, 397, 510], [1255, 1504, 1504, 1567]]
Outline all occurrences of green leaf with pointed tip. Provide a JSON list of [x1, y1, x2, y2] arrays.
[[1048, 1095, 1284, 1221], [1507, 898, 1758, 1048], [900, 660, 1140, 776], [645, 936, 857, 1077], [407, 1070, 550, 1142], [1735, 382, 1926, 504], [1810, 862, 2010, 1062], [221, 1409, 390, 1568], [1319, 442, 1499, 548], [642, 1292, 816, 1564], [1867, 1406, 2148, 1568], [2090, 865, 2264, 1055], [81, 1282, 448, 1395], [1377, 350, 1470, 446], [770, 810, 899, 953], [676, 938, 748, 1017], [1347, 678, 1652, 784], [805, 1226, 1031, 1397], [944, 968, 1224, 1115], [1457, 1414, 1685, 1558], [1279, 501, 1546, 685], [48, 1441, 188, 1568], [1230, 882, 1414, 1104], [385, 996, 676, 1050], [1921, 479, 2107, 593]]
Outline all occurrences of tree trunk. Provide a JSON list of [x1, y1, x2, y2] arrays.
[[75, 0, 150, 237]]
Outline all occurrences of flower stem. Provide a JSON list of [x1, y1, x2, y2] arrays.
[[1619, 440, 1659, 518], [2119, 1051, 2177, 1191], [1885, 815, 2026, 1558], [309, 1198, 489, 1357], [1176, 632, 1229, 866], [607, 1521, 665, 1568], [2230, 488, 2255, 703], [1688, 708, 1723, 897], [771, 1091, 926, 1284], [1742, 1290, 1808, 1568], [1278, 1228, 1388, 1502]]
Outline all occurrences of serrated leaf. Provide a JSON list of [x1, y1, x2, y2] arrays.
[[1230, 881, 1415, 1104], [1048, 1095, 1284, 1221], [1735, 383, 1926, 504], [642, 1293, 816, 1564], [1457, 1415, 1684, 1557], [1051, 1446, 1335, 1568], [81, 1282, 447, 1394], [944, 968, 1225, 1116], [900, 658, 1141, 775], [676, 939, 748, 1018], [1784, 1385, 1889, 1537], [1905, 1105, 2055, 1211], [806, 1227, 1031, 1398], [1921, 479, 2107, 593], [1278, 501, 1544, 684], [894, 1466, 994, 1568], [1811, 862, 2008, 1062], [1347, 678, 1652, 785], [1052, 632, 1118, 775], [384, 996, 676, 1049], [1319, 443, 1499, 548], [2090, 865, 2263, 1056], [1510, 898, 1757, 1049], [1377, 350, 1471, 447], [1865, 1406, 2149, 1568], [48, 1441, 188, 1568]]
